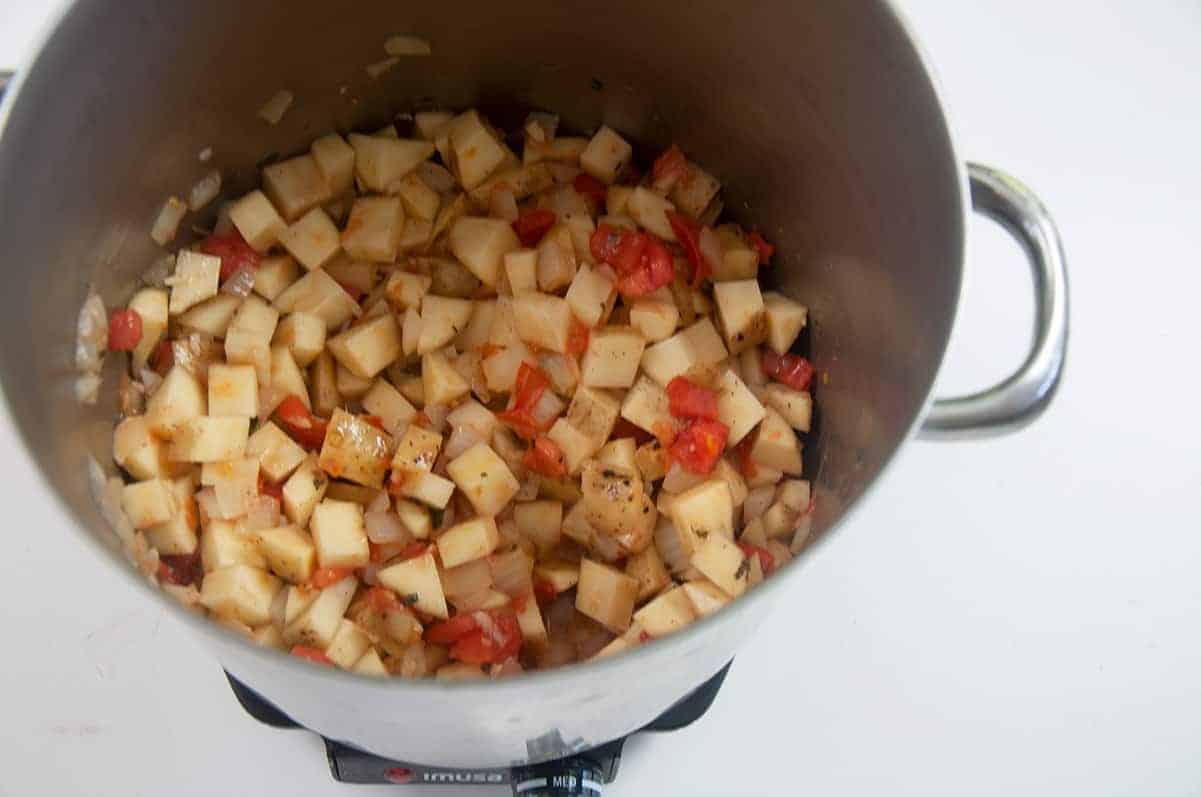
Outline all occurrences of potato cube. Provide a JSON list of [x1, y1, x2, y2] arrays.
[[761, 500, 799, 539], [282, 458, 329, 526], [285, 575, 357, 648], [245, 421, 307, 484], [513, 292, 573, 354], [200, 565, 281, 626], [421, 350, 470, 407], [348, 134, 435, 193], [418, 295, 474, 354], [450, 217, 520, 287], [436, 517, 501, 569], [269, 345, 310, 409], [319, 408, 394, 488], [168, 250, 221, 315], [513, 500, 562, 555], [764, 384, 812, 432], [384, 270, 431, 311], [715, 366, 766, 447], [671, 480, 734, 543], [682, 579, 731, 617], [712, 225, 759, 282], [640, 318, 728, 386], [713, 279, 767, 354], [262, 154, 333, 223], [342, 196, 404, 263], [278, 207, 341, 271], [395, 470, 455, 509], [580, 326, 646, 388], [353, 648, 389, 676], [324, 618, 372, 669], [254, 525, 317, 584], [167, 417, 249, 463], [523, 136, 587, 165], [750, 408, 803, 475], [533, 560, 580, 595], [200, 519, 266, 571], [309, 499, 369, 568], [514, 592, 548, 644], [391, 426, 442, 471], [310, 133, 356, 196], [669, 162, 721, 219], [390, 499, 430, 540], [229, 190, 287, 253], [575, 559, 639, 633], [536, 224, 577, 292], [634, 441, 668, 484], [361, 379, 417, 435], [308, 351, 340, 418], [113, 416, 169, 480], [225, 296, 280, 383], [177, 294, 242, 339], [207, 363, 258, 418], [629, 287, 680, 343], [627, 187, 677, 241], [454, 301, 495, 354], [654, 517, 702, 578], [582, 461, 651, 554], [579, 125, 632, 185], [632, 585, 696, 638], [712, 458, 748, 507], [596, 437, 638, 472], [619, 377, 672, 437], [253, 255, 301, 301], [504, 249, 538, 295], [127, 288, 168, 372], [625, 544, 672, 602], [273, 269, 360, 331], [564, 264, 615, 327], [447, 442, 519, 516], [447, 111, 507, 190], [394, 172, 440, 220], [326, 314, 401, 380], [377, 549, 448, 619], [763, 291, 809, 354], [121, 478, 176, 529], [690, 533, 748, 598]]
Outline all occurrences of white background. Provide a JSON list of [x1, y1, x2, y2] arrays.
[[1, 1, 1198, 795]]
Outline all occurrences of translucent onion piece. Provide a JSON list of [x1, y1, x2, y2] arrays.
[[150, 196, 187, 246], [220, 264, 257, 297], [367, 489, 391, 515], [443, 424, 484, 462], [89, 458, 136, 548], [257, 90, 294, 125], [490, 185, 519, 223], [654, 520, 691, 577], [384, 34, 432, 56], [361, 562, 382, 587], [423, 402, 449, 433], [416, 162, 458, 197], [74, 373, 102, 406], [489, 549, 533, 597], [698, 226, 723, 277], [188, 169, 222, 211], [365, 510, 411, 544], [75, 292, 107, 370]]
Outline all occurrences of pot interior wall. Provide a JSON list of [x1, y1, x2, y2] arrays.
[[0, 0, 960, 606]]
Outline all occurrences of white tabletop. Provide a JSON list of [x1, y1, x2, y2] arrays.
[[1, 2, 1198, 795]]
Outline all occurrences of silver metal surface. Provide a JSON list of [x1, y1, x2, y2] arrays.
[[921, 163, 1070, 437], [0, 0, 1061, 768]]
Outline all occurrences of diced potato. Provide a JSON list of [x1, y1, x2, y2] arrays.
[[447, 111, 507, 190], [640, 318, 728, 386], [690, 533, 748, 598], [200, 459, 259, 521], [513, 591, 548, 644], [715, 366, 766, 447], [418, 295, 474, 354], [523, 136, 587, 166], [533, 560, 580, 595], [207, 363, 258, 417], [348, 134, 435, 193], [449, 217, 520, 287], [121, 478, 176, 529], [285, 575, 357, 648], [395, 470, 455, 509], [670, 480, 734, 543], [201, 519, 266, 571], [560, 499, 594, 547], [713, 279, 767, 354], [278, 207, 341, 271], [254, 525, 317, 584], [113, 416, 169, 480], [361, 379, 417, 435], [336, 362, 373, 399], [620, 376, 672, 437], [251, 624, 287, 651], [391, 425, 442, 471], [253, 255, 301, 301], [575, 559, 639, 633], [225, 296, 279, 383], [310, 498, 369, 568], [634, 440, 668, 483], [625, 544, 672, 602], [262, 154, 334, 222], [273, 269, 360, 331], [177, 294, 242, 339], [776, 479, 811, 515], [324, 618, 373, 668], [764, 384, 812, 432], [436, 516, 501, 568], [229, 190, 287, 253], [341, 196, 404, 263], [414, 110, 454, 141], [565, 264, 616, 328], [504, 249, 538, 295], [713, 225, 759, 282], [377, 549, 448, 619], [669, 162, 722, 219], [326, 313, 401, 379], [318, 408, 394, 488], [761, 500, 798, 539], [168, 250, 221, 315], [395, 499, 432, 539], [746, 462, 784, 489], [535, 224, 577, 292], [749, 408, 803, 475], [682, 579, 731, 617], [763, 291, 808, 354], [282, 457, 329, 526], [513, 500, 562, 555], [245, 421, 307, 483], [200, 565, 281, 626], [580, 326, 646, 388], [308, 351, 341, 417], [632, 585, 696, 638], [168, 417, 249, 463], [579, 125, 633, 184], [596, 437, 638, 472], [384, 270, 431, 311], [627, 187, 677, 241], [269, 344, 310, 408], [447, 443, 520, 516], [513, 293, 573, 354], [582, 461, 652, 554], [629, 287, 680, 343], [422, 350, 470, 406], [394, 172, 441, 220], [127, 288, 168, 372], [310, 133, 356, 196], [661, 462, 706, 495], [353, 647, 389, 677]]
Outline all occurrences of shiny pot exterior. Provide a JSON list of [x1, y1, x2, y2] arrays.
[[0, 0, 966, 767]]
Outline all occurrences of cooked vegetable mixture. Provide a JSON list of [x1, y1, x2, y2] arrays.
[[88, 107, 815, 679]]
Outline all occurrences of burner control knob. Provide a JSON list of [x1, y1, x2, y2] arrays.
[[510, 760, 606, 797]]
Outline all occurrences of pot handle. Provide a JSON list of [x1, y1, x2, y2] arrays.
[[920, 163, 1069, 438]]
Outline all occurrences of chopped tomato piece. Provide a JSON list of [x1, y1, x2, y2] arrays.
[[760, 348, 815, 391], [567, 321, 590, 356], [589, 224, 624, 264], [512, 208, 557, 247], [151, 339, 174, 376], [107, 309, 143, 352], [734, 432, 758, 479], [310, 567, 355, 589], [497, 362, 553, 440], [665, 376, 719, 421], [429, 610, 523, 665], [668, 418, 729, 475], [523, 435, 567, 478], [572, 173, 607, 207], [747, 230, 774, 266], [666, 211, 714, 287], [651, 420, 678, 448], [533, 578, 558, 603], [198, 229, 261, 282], [738, 542, 776, 576], [276, 395, 329, 450], [365, 586, 404, 614], [592, 227, 673, 300], [651, 144, 688, 187], [158, 552, 203, 587], [638, 629, 652, 643], [424, 612, 481, 646], [258, 474, 284, 502], [363, 415, 386, 432], [291, 645, 334, 666]]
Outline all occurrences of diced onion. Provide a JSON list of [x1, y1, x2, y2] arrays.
[[198, 146, 213, 163], [443, 424, 485, 462], [89, 458, 136, 549], [361, 562, 382, 586], [423, 402, 449, 433], [150, 196, 187, 246], [490, 185, 519, 222], [138, 368, 163, 398], [188, 169, 222, 211], [365, 510, 411, 544], [221, 264, 257, 297], [662, 462, 705, 494], [242, 495, 281, 531], [654, 520, 691, 577], [75, 292, 107, 371], [269, 587, 289, 629], [74, 373, 102, 406], [384, 34, 432, 56], [367, 490, 391, 514], [698, 226, 723, 276], [416, 162, 458, 197], [490, 549, 533, 597], [365, 57, 399, 78], [257, 90, 294, 125], [197, 487, 239, 522]]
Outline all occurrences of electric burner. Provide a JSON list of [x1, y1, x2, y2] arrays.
[[226, 662, 731, 795]]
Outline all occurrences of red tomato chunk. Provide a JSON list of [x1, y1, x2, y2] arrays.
[[666, 377, 720, 421], [669, 419, 729, 475], [198, 229, 261, 282], [512, 209, 557, 247], [761, 349, 815, 391], [108, 309, 143, 352]]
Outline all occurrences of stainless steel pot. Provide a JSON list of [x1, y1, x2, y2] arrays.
[[0, 0, 1067, 771]]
